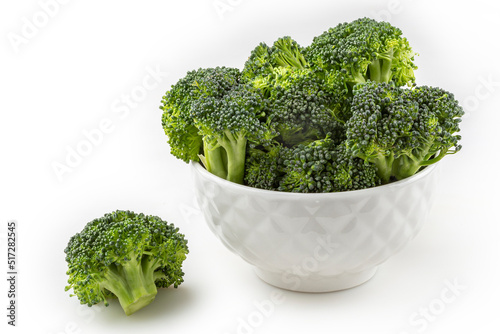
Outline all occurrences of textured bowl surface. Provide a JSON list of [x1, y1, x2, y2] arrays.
[[191, 162, 440, 292]]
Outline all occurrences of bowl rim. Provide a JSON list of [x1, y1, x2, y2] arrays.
[[190, 160, 438, 199]]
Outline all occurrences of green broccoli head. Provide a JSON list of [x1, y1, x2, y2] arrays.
[[346, 81, 418, 183], [160, 67, 240, 163], [346, 81, 464, 183], [306, 17, 417, 87], [64, 210, 188, 316], [391, 86, 464, 179], [191, 69, 276, 184]]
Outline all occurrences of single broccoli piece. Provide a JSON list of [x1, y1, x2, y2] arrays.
[[346, 82, 463, 183], [191, 74, 276, 184], [160, 67, 240, 163], [391, 86, 464, 179], [162, 66, 272, 184], [306, 17, 417, 87], [64, 210, 188, 316], [278, 138, 380, 193], [346, 81, 418, 183]]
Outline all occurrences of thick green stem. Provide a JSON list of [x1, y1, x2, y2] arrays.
[[379, 48, 394, 83], [101, 257, 158, 316], [350, 69, 367, 85], [392, 155, 422, 180], [202, 140, 227, 180], [371, 153, 394, 184], [220, 130, 247, 184], [392, 142, 434, 180], [369, 60, 382, 82]]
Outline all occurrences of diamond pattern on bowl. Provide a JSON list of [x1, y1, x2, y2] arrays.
[[191, 162, 440, 292]]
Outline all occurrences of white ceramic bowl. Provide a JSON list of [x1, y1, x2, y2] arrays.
[[191, 161, 440, 292]]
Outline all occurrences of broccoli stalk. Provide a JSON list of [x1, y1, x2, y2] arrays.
[[201, 140, 227, 180], [368, 48, 394, 83], [218, 130, 248, 184], [360, 151, 395, 184], [202, 131, 248, 184], [100, 256, 158, 316]]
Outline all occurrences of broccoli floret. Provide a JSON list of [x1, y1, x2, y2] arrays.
[[306, 17, 417, 87], [346, 81, 418, 183], [243, 37, 345, 146], [391, 86, 464, 179], [192, 73, 276, 184], [346, 81, 463, 183], [278, 138, 380, 193], [160, 67, 239, 163], [64, 210, 188, 316], [278, 138, 335, 192], [332, 141, 382, 191], [161, 67, 273, 184]]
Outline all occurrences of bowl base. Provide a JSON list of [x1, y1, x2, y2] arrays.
[[254, 267, 378, 293]]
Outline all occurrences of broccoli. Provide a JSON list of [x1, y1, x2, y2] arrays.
[[242, 36, 308, 88], [346, 81, 463, 183], [161, 66, 273, 184], [242, 37, 344, 146], [160, 68, 215, 163], [191, 72, 276, 184], [279, 138, 381, 193], [160, 18, 464, 193], [64, 210, 188, 316], [244, 144, 289, 191], [268, 68, 345, 146], [391, 86, 464, 180], [306, 17, 417, 87], [346, 81, 417, 183]]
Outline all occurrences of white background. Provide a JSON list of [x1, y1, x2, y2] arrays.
[[1, 0, 499, 333]]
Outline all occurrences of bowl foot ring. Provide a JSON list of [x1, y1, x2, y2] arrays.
[[254, 267, 378, 293]]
